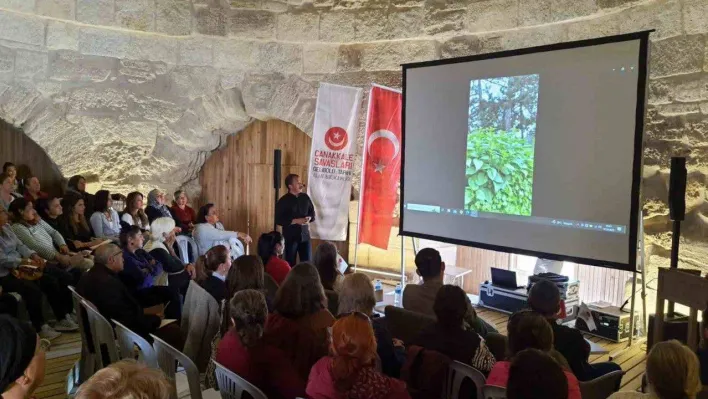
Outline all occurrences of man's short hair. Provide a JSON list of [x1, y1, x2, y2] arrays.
[[528, 279, 561, 317], [284, 174, 299, 188], [434, 285, 467, 330], [414, 248, 442, 279], [94, 244, 120, 266], [507, 349, 569, 399]]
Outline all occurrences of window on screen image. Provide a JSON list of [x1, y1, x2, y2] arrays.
[[465, 74, 539, 217]]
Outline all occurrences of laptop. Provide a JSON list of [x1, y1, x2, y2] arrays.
[[491, 268, 523, 289]]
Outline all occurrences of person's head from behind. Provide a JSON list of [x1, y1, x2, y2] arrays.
[[338, 273, 375, 316], [196, 245, 231, 282], [149, 217, 176, 244], [228, 289, 268, 348], [26, 176, 40, 195], [433, 285, 468, 331], [94, 190, 112, 213], [1, 173, 14, 194], [507, 310, 553, 357], [2, 163, 16, 180], [330, 313, 377, 391], [74, 360, 171, 399], [285, 174, 303, 195], [313, 241, 339, 290], [257, 231, 284, 265], [274, 262, 326, 319], [528, 279, 562, 319], [9, 198, 38, 226], [173, 190, 188, 208], [120, 225, 144, 251], [95, 244, 124, 272], [197, 203, 218, 225], [0, 315, 45, 397], [414, 248, 444, 281], [227, 255, 264, 295], [36, 196, 62, 220], [67, 175, 86, 193], [507, 349, 568, 399], [645, 340, 702, 399]]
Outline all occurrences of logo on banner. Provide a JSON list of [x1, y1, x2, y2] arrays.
[[367, 129, 400, 173], [324, 127, 348, 151]]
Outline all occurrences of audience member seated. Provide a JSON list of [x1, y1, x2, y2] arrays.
[[121, 191, 150, 231], [22, 176, 47, 205], [74, 360, 171, 399], [529, 278, 621, 381], [264, 262, 335, 380], [59, 195, 105, 252], [196, 245, 232, 304], [0, 315, 46, 399], [0, 209, 77, 339], [338, 272, 405, 378], [120, 226, 180, 320], [307, 313, 412, 399], [89, 190, 121, 240], [0, 287, 18, 317], [412, 284, 496, 373], [403, 248, 496, 337], [487, 310, 581, 399], [77, 244, 181, 345], [35, 196, 62, 232], [0, 173, 20, 211], [193, 203, 251, 259], [225, 255, 270, 306], [216, 289, 306, 399], [258, 231, 290, 285], [145, 189, 175, 224], [313, 241, 343, 292], [66, 175, 95, 217], [507, 349, 569, 399], [170, 190, 196, 234], [9, 198, 92, 273], [609, 340, 702, 399], [2, 163, 20, 195], [144, 217, 195, 297]]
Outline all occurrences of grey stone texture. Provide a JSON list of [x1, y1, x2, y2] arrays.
[[0, 0, 706, 274]]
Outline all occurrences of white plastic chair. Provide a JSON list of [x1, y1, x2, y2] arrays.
[[482, 385, 507, 399], [175, 235, 199, 264], [67, 286, 96, 386], [112, 319, 158, 368], [445, 360, 487, 399], [213, 360, 267, 399], [151, 333, 219, 399], [81, 299, 119, 368]]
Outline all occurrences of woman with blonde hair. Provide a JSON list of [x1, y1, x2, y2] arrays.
[[216, 289, 305, 399], [609, 340, 702, 399], [338, 273, 404, 377], [74, 360, 171, 399], [307, 313, 411, 399]]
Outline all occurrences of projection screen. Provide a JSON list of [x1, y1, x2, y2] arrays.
[[400, 32, 651, 272]]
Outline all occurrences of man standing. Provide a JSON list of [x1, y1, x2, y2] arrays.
[[275, 174, 315, 266]]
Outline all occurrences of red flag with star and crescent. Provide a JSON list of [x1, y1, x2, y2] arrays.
[[358, 85, 402, 250]]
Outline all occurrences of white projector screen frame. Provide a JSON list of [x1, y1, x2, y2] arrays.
[[399, 32, 651, 272]]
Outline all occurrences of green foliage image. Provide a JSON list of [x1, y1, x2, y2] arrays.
[[466, 74, 539, 217], [465, 129, 534, 216]]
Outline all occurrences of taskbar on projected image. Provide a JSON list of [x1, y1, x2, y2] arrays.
[[404, 203, 627, 235]]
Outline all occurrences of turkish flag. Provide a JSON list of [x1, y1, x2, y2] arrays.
[[358, 85, 402, 249]]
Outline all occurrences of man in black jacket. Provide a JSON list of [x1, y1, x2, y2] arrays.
[[275, 174, 316, 266]]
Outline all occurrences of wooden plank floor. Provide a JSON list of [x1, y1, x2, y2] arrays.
[[475, 306, 647, 392], [35, 308, 646, 398]]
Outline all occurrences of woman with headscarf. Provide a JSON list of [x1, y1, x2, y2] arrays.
[[145, 189, 175, 224], [66, 175, 95, 217]]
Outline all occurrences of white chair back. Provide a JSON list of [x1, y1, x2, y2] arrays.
[[80, 299, 119, 368], [482, 385, 507, 399], [175, 235, 198, 264], [67, 286, 96, 384], [151, 333, 203, 399], [112, 319, 158, 368], [446, 360, 487, 399], [213, 360, 267, 399]]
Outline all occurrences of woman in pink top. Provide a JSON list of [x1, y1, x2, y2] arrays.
[[486, 310, 581, 399], [257, 231, 291, 285]]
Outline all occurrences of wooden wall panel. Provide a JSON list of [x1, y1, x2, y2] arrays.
[[0, 119, 65, 196], [200, 119, 349, 258], [455, 246, 515, 294]]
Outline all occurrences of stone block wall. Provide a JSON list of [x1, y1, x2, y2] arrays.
[[0, 0, 706, 276]]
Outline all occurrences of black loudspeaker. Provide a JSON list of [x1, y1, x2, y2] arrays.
[[668, 157, 687, 221], [273, 149, 282, 190]]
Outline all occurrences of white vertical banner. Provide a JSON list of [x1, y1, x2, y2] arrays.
[[308, 83, 363, 241]]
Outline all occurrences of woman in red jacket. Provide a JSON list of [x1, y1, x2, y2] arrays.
[[170, 190, 196, 234], [216, 289, 305, 399], [306, 313, 411, 399], [257, 231, 291, 285]]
